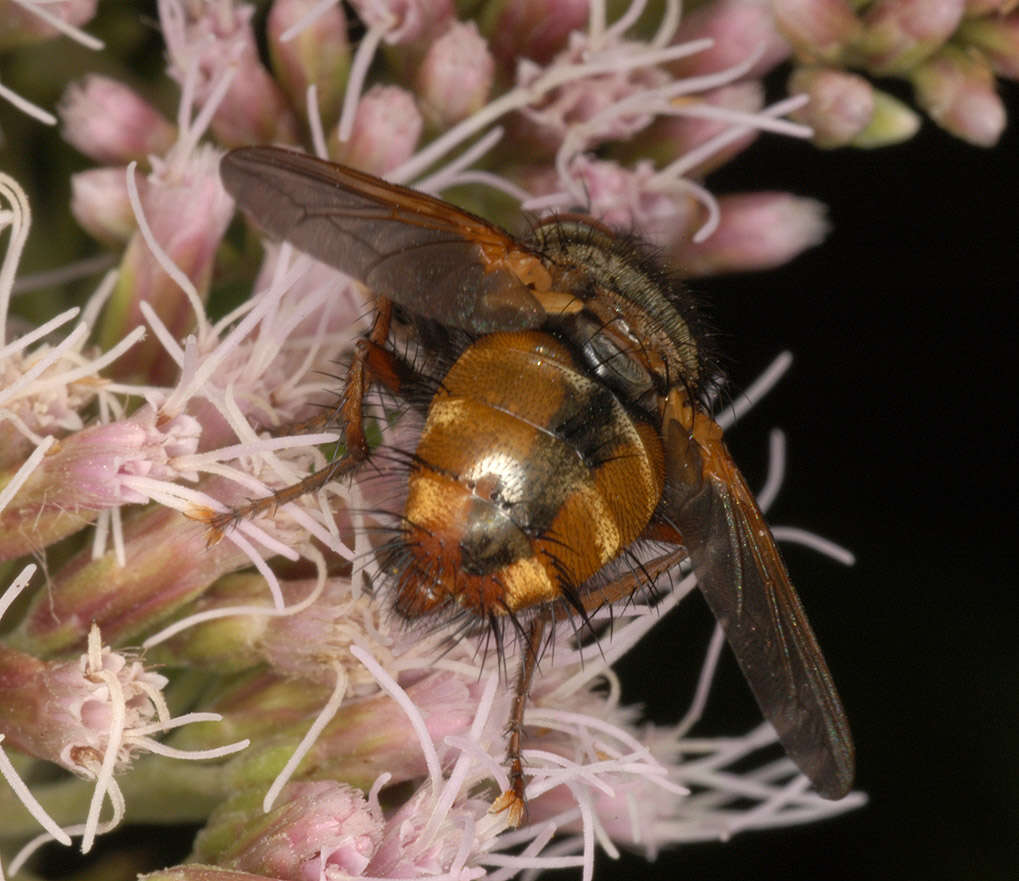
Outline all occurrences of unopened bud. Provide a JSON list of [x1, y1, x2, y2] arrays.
[[99, 150, 233, 384], [0, 0, 96, 50], [673, 192, 829, 276], [958, 11, 1019, 79], [10, 477, 253, 655], [195, 5, 300, 148], [0, 412, 200, 562], [670, 0, 790, 78], [851, 89, 921, 147], [481, 0, 588, 69], [771, 0, 861, 64], [910, 45, 1006, 146], [194, 781, 382, 876], [329, 85, 423, 175], [416, 21, 495, 127], [59, 75, 176, 164], [268, 0, 351, 131], [789, 66, 875, 148], [70, 167, 141, 245], [854, 0, 966, 75]]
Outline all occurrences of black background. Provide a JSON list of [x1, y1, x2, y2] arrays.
[[607, 87, 1018, 881]]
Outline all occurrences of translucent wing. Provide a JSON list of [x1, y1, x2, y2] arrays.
[[220, 146, 550, 333], [663, 411, 855, 798]]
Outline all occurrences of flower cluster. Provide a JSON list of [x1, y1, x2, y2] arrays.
[[19, 0, 1006, 878], [677, 0, 1017, 148]]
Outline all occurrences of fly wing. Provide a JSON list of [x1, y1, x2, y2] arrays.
[[220, 147, 549, 333], [662, 412, 855, 799]]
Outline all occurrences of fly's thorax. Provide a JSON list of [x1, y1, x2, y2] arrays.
[[393, 330, 665, 619], [529, 218, 708, 411]]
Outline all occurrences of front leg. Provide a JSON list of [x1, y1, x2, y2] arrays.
[[207, 301, 406, 533]]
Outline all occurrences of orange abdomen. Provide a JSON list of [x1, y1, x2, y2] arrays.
[[394, 331, 664, 618]]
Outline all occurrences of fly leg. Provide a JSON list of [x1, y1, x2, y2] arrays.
[[206, 300, 403, 535], [491, 614, 547, 827], [490, 546, 690, 826], [567, 546, 691, 616]]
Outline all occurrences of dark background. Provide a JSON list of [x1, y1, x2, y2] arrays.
[[608, 87, 1018, 881]]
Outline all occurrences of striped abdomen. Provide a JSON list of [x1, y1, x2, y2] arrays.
[[394, 331, 664, 618]]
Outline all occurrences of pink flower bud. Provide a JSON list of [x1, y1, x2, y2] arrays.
[[195, 781, 383, 877], [910, 45, 1006, 146], [220, 670, 480, 792], [958, 11, 1019, 79], [482, 0, 588, 69], [855, 0, 966, 75], [670, 0, 791, 79], [12, 476, 255, 654], [0, 637, 168, 775], [513, 47, 670, 157], [98, 150, 234, 384], [329, 85, 423, 175], [64, 413, 201, 506], [616, 82, 765, 175], [789, 66, 875, 148], [416, 21, 495, 127], [771, 0, 862, 64], [0, 449, 90, 564], [568, 157, 693, 250], [213, 51, 300, 148], [0, 325, 99, 472], [267, 0, 351, 131], [162, 1, 299, 149], [673, 192, 829, 276], [0, 0, 96, 50], [351, 0, 454, 45], [59, 75, 176, 164], [0, 409, 201, 561], [366, 784, 488, 878], [70, 166, 141, 245]]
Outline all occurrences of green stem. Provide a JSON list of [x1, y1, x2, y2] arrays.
[[0, 754, 231, 841]]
